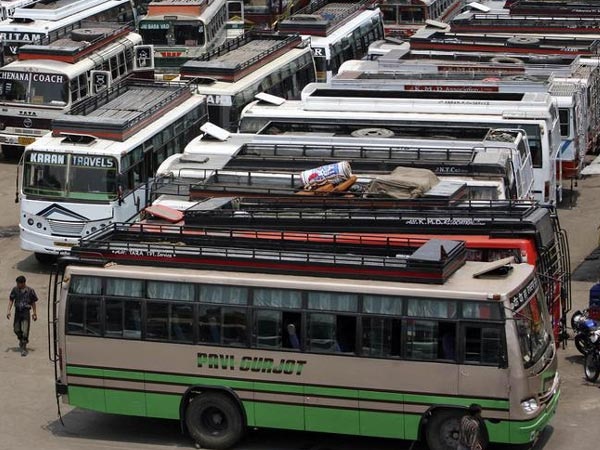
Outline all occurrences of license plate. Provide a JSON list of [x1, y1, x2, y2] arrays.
[[55, 242, 75, 247], [18, 136, 36, 146]]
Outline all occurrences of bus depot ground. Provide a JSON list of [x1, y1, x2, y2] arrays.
[[0, 158, 598, 450]]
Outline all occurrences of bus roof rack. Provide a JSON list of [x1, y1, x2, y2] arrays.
[[70, 223, 467, 284], [18, 23, 131, 63], [52, 78, 196, 142], [178, 199, 555, 249], [181, 32, 304, 81], [278, 0, 374, 36]]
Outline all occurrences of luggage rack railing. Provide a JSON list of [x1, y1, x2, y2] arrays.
[[206, 197, 540, 214], [239, 143, 484, 159], [190, 32, 301, 71], [73, 224, 466, 283]]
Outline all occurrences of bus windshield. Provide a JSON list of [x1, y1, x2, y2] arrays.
[[513, 281, 550, 369], [23, 152, 118, 201], [0, 71, 68, 106], [174, 22, 205, 46]]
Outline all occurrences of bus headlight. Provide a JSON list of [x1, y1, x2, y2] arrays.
[[521, 398, 539, 414], [27, 218, 34, 226]]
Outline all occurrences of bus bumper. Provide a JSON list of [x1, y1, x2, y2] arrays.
[[509, 386, 560, 444], [20, 224, 79, 255]]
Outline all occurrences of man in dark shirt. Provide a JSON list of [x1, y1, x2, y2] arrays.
[[6, 275, 38, 356]]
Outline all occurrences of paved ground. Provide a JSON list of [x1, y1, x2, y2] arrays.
[[1, 157, 599, 450]]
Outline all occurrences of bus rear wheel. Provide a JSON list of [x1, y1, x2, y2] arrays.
[[185, 392, 245, 449], [425, 410, 462, 450]]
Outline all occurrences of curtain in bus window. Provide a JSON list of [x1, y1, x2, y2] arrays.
[[363, 295, 403, 315], [462, 302, 501, 320], [69, 276, 102, 295], [147, 281, 195, 301], [253, 288, 302, 308], [106, 278, 144, 297], [307, 292, 357, 312], [200, 285, 248, 305], [406, 298, 457, 319]]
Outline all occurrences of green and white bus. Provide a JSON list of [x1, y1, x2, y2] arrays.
[[50, 245, 559, 450]]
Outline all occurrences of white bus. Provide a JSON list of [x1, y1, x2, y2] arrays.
[[138, 0, 228, 71], [0, 0, 136, 60], [50, 238, 559, 450], [155, 126, 534, 201], [0, 0, 38, 21], [240, 90, 561, 203], [18, 79, 208, 261], [0, 26, 143, 159], [331, 64, 588, 186], [277, 0, 384, 82], [179, 32, 315, 131]]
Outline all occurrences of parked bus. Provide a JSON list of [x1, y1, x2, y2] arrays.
[[154, 125, 533, 200], [0, 0, 136, 60], [160, 196, 570, 346], [380, 0, 462, 38], [277, 0, 383, 82], [332, 65, 587, 186], [0, 0, 38, 21], [138, 0, 228, 71], [179, 32, 315, 130], [239, 91, 561, 203], [18, 79, 208, 261], [409, 28, 600, 56], [0, 25, 143, 159], [50, 233, 559, 450]]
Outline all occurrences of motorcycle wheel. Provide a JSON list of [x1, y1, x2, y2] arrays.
[[575, 335, 592, 355], [584, 352, 600, 382]]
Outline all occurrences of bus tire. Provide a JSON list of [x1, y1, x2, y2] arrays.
[[584, 352, 600, 382], [425, 409, 487, 450], [185, 392, 245, 449]]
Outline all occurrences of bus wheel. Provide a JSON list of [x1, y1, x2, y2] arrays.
[[185, 392, 245, 450], [425, 410, 462, 450]]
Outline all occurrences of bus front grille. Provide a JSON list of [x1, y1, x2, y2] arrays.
[[48, 220, 85, 237]]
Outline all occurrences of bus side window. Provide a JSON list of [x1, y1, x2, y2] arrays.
[[199, 306, 222, 344], [362, 317, 401, 357], [462, 325, 504, 366]]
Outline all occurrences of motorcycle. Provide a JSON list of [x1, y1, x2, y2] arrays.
[[584, 329, 600, 382], [572, 310, 598, 355]]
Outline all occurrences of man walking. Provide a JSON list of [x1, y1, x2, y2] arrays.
[[6, 276, 38, 356], [458, 404, 485, 450]]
